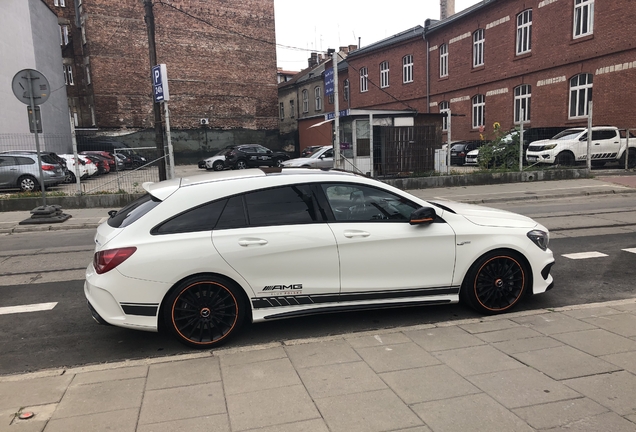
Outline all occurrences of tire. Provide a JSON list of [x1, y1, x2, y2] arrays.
[[18, 175, 39, 192], [461, 250, 529, 315], [65, 171, 77, 184], [212, 160, 225, 171], [164, 275, 246, 348], [236, 160, 248, 170], [555, 151, 575, 166], [274, 158, 284, 167], [619, 148, 636, 169]]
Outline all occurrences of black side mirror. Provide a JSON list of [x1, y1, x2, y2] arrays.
[[108, 210, 117, 218], [409, 207, 436, 225]]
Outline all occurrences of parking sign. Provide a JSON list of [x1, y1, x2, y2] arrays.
[[152, 64, 170, 103]]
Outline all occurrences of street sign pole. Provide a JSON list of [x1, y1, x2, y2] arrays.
[[25, 70, 46, 206]]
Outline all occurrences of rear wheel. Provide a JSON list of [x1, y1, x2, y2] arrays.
[[236, 160, 248, 169], [555, 151, 575, 166], [619, 148, 636, 169], [18, 175, 39, 192], [164, 275, 246, 348], [461, 250, 529, 314], [274, 158, 284, 167], [65, 171, 77, 183]]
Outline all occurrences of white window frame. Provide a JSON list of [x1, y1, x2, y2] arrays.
[[289, 100, 295, 118], [81, 25, 86, 45], [473, 29, 484, 67], [569, 73, 593, 118], [380, 61, 389, 88], [402, 55, 413, 83], [439, 101, 449, 131], [574, 0, 594, 38], [439, 44, 448, 77], [315, 86, 322, 111], [360, 67, 368, 92], [514, 84, 531, 123], [343, 79, 350, 101], [279, 102, 284, 120], [472, 94, 485, 129], [64, 65, 74, 85], [60, 25, 69, 46], [54, 0, 65, 6], [86, 65, 91, 85], [302, 90, 308, 113], [516, 10, 532, 55]]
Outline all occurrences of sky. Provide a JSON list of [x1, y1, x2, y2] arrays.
[[274, 0, 483, 71]]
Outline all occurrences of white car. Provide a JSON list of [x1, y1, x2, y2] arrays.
[[200, 147, 232, 171], [85, 168, 554, 348], [281, 146, 333, 168], [465, 148, 479, 165], [77, 155, 99, 177], [59, 154, 89, 181]]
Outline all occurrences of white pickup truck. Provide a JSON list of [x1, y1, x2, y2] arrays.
[[525, 127, 636, 167]]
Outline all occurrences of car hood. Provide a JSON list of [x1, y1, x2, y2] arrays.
[[204, 155, 224, 163], [429, 200, 538, 228]]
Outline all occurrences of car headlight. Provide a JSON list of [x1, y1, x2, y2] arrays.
[[542, 144, 557, 150], [527, 229, 549, 251]]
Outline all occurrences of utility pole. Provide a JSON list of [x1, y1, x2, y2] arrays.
[[144, 0, 167, 181]]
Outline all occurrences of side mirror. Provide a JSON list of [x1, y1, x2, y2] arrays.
[[409, 207, 436, 225], [108, 210, 118, 218]]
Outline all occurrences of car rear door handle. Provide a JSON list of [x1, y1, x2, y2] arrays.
[[238, 238, 268, 246], [343, 230, 370, 238]]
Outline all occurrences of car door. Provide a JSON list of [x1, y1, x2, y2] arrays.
[[593, 130, 621, 158], [212, 184, 340, 303], [316, 148, 333, 168], [0, 156, 17, 187], [253, 145, 274, 166], [320, 183, 456, 299]]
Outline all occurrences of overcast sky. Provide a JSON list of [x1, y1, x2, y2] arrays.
[[274, 0, 483, 71]]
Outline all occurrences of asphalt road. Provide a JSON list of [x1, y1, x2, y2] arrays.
[[1, 192, 636, 375]]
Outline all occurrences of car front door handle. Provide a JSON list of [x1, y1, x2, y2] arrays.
[[343, 230, 370, 238], [238, 238, 268, 246]]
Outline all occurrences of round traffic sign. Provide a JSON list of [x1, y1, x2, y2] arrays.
[[12, 69, 51, 105]]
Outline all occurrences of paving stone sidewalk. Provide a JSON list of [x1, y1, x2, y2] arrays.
[[2, 299, 636, 432]]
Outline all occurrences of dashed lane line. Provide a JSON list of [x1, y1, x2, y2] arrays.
[[0, 302, 57, 316], [561, 251, 609, 259]]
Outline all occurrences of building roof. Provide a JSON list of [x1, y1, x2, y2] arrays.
[[346, 26, 424, 59], [425, 0, 497, 34]]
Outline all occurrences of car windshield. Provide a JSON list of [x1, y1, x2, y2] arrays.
[[552, 129, 583, 140], [308, 148, 326, 158], [214, 148, 230, 156], [450, 144, 466, 151]]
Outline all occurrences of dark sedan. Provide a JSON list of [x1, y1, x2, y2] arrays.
[[450, 141, 483, 166], [224, 144, 289, 169]]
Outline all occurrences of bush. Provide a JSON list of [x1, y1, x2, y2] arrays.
[[478, 126, 524, 170]]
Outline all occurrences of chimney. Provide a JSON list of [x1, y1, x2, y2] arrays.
[[440, 0, 455, 20], [308, 52, 319, 68]]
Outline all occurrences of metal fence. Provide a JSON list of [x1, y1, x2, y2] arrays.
[[373, 126, 439, 178], [0, 133, 161, 195]]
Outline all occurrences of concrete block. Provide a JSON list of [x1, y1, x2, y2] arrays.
[[467, 367, 581, 409], [146, 357, 220, 390], [512, 345, 621, 380], [297, 361, 387, 399], [71, 365, 147, 386], [380, 364, 481, 404], [492, 336, 563, 355], [582, 313, 636, 337], [138, 382, 225, 424], [345, 331, 412, 348], [285, 339, 361, 369], [511, 312, 598, 335], [411, 393, 534, 432], [136, 413, 230, 432], [600, 351, 636, 374], [472, 326, 544, 343], [0, 374, 72, 410], [404, 326, 485, 352], [552, 328, 636, 356], [354, 342, 440, 373], [512, 397, 608, 430], [563, 371, 636, 416], [217, 346, 287, 367], [44, 408, 138, 432], [221, 357, 301, 396], [315, 388, 423, 432], [433, 344, 525, 376]]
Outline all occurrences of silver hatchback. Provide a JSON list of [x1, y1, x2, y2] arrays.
[[0, 153, 66, 192]]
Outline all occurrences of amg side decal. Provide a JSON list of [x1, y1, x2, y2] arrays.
[[262, 284, 303, 291], [251, 286, 460, 309]]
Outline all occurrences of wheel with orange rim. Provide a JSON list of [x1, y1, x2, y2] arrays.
[[164, 276, 246, 348], [461, 250, 529, 314]]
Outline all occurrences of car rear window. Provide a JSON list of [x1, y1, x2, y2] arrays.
[[108, 193, 161, 228]]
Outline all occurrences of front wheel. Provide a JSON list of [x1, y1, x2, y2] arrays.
[[212, 160, 225, 171], [461, 250, 529, 314], [274, 158, 284, 167], [65, 171, 77, 183], [18, 175, 39, 192], [555, 152, 575, 166], [164, 275, 246, 348]]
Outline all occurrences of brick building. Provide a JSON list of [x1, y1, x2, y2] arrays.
[[45, 0, 279, 158], [291, 0, 636, 150]]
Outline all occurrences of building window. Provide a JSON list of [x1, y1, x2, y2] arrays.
[[403, 55, 413, 83], [514, 84, 531, 123], [574, 0, 594, 38], [60, 25, 69, 46], [380, 61, 389, 88], [302, 90, 308, 113], [516, 10, 532, 55], [360, 67, 368, 92], [90, 105, 96, 126], [73, 111, 79, 127], [328, 94, 334, 104], [315, 86, 322, 111], [473, 29, 484, 67], [569, 73, 593, 118], [472, 94, 485, 129], [439, 44, 448, 77], [289, 100, 295, 118], [439, 101, 449, 131], [63, 65, 74, 85], [86, 65, 91, 85], [81, 25, 86, 45], [54, 0, 66, 6], [343, 79, 350, 101], [279, 102, 284, 120]]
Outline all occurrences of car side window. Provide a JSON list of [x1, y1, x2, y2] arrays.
[[321, 184, 420, 222], [323, 149, 334, 158], [0, 157, 15, 167], [254, 146, 270, 153], [245, 184, 319, 226], [15, 156, 35, 166], [215, 195, 248, 230], [154, 199, 227, 234]]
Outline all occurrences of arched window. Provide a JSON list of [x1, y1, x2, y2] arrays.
[[439, 101, 449, 131], [473, 29, 484, 67], [314, 86, 322, 111], [380, 61, 389, 88], [569, 73, 593, 118]]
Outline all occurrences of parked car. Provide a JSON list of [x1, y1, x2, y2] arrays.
[[281, 146, 333, 168], [83, 154, 111, 175], [81, 151, 118, 171], [301, 145, 323, 158], [198, 146, 235, 171], [59, 154, 89, 182], [114, 149, 147, 169], [1, 150, 71, 182], [0, 153, 66, 192], [77, 155, 99, 177], [224, 144, 289, 169], [85, 168, 554, 348], [450, 141, 483, 166]]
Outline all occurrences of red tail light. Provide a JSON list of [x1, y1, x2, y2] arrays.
[[41, 164, 56, 171], [93, 247, 137, 274]]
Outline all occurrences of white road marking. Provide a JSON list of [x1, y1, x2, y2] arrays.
[[622, 248, 636, 254], [0, 302, 57, 316], [562, 252, 608, 260]]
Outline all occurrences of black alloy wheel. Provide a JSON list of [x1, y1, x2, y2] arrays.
[[274, 158, 284, 167], [462, 251, 528, 314], [165, 276, 245, 348], [555, 151, 575, 166]]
